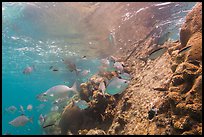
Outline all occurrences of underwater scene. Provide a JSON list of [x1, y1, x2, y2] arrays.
[[2, 2, 202, 135]]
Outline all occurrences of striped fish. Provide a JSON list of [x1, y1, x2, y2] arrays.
[[178, 45, 192, 55]]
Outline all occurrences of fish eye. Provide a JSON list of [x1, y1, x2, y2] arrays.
[[43, 93, 47, 96]]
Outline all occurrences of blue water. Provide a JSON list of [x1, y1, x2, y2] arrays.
[[2, 2, 196, 135], [2, 3, 102, 135]]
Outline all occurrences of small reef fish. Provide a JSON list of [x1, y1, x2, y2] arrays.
[[148, 47, 167, 60], [81, 69, 90, 76], [108, 32, 116, 46], [138, 47, 167, 64], [19, 105, 25, 114], [27, 104, 33, 111], [23, 65, 35, 74], [99, 81, 106, 97], [105, 77, 129, 95], [5, 106, 17, 113], [9, 114, 33, 127], [178, 45, 192, 55], [113, 62, 124, 73], [49, 66, 59, 71], [62, 59, 81, 75], [52, 69, 59, 71], [74, 100, 89, 110], [38, 114, 46, 126], [37, 82, 78, 102]]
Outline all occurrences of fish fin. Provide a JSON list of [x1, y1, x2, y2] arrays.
[[71, 82, 78, 94], [29, 116, 33, 124]]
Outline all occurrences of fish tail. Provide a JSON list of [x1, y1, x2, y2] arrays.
[[71, 81, 78, 94]]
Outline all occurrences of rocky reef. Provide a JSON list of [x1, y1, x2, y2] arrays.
[[103, 2, 202, 135], [146, 2, 202, 135], [48, 2, 202, 135], [57, 69, 130, 135]]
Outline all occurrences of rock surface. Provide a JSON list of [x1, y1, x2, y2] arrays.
[[179, 3, 202, 47]]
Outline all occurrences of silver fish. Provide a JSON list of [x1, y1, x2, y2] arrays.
[[99, 81, 106, 97], [63, 59, 81, 75], [27, 104, 33, 111], [9, 115, 33, 127], [105, 77, 129, 95], [37, 82, 78, 102], [38, 114, 45, 126], [19, 105, 25, 113], [5, 106, 17, 113], [23, 65, 35, 74]]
